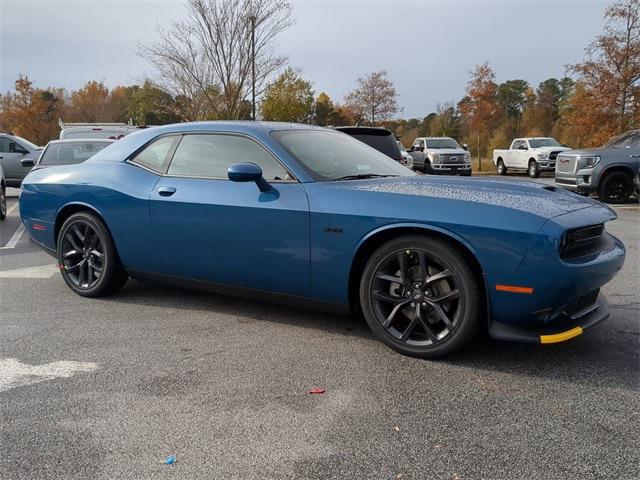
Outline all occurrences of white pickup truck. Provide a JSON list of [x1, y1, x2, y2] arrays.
[[493, 137, 571, 178]]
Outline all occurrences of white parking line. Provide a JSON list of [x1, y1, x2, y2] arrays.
[[0, 358, 99, 393], [0, 223, 26, 249], [6, 201, 19, 215], [0, 264, 58, 278]]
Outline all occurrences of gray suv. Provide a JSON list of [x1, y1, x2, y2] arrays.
[[0, 133, 41, 187], [555, 130, 640, 203]]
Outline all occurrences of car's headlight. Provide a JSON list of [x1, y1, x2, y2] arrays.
[[577, 156, 600, 169], [432, 154, 441, 162], [537, 152, 549, 160]]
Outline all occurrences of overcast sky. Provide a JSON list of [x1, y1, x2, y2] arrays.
[[1, 0, 608, 118]]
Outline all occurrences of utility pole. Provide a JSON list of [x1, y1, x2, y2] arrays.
[[250, 14, 256, 121]]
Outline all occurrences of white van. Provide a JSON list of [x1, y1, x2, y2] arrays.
[[58, 120, 132, 140]]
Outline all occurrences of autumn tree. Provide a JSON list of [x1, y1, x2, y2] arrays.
[[458, 62, 502, 167], [344, 70, 400, 124], [260, 68, 314, 122], [313, 92, 336, 126], [569, 0, 640, 142], [0, 76, 64, 144], [138, 0, 293, 120], [67, 81, 129, 123]]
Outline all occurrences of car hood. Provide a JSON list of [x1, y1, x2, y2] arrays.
[[427, 148, 467, 154], [339, 175, 609, 219], [557, 148, 606, 156], [536, 146, 571, 152]]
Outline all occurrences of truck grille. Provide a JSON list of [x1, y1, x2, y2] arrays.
[[441, 154, 465, 164], [548, 151, 562, 160], [556, 154, 577, 173]]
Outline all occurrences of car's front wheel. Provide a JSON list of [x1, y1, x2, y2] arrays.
[[599, 171, 632, 204], [528, 160, 540, 178], [57, 212, 128, 297], [360, 235, 483, 358], [0, 184, 6, 221]]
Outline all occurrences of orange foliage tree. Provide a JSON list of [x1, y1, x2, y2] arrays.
[[0, 76, 64, 145]]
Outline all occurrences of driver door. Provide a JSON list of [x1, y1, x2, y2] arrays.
[[149, 132, 311, 297], [0, 138, 31, 182]]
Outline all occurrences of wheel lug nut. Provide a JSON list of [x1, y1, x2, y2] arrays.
[[410, 302, 415, 307], [422, 302, 427, 307]]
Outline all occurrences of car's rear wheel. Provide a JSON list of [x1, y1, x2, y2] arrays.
[[599, 171, 632, 204], [497, 159, 507, 176], [360, 235, 483, 358], [0, 184, 6, 221], [528, 160, 540, 178], [57, 212, 127, 297]]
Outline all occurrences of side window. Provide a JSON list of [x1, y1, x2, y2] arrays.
[[167, 134, 291, 181], [0, 138, 9, 153], [513, 140, 524, 150], [130, 136, 176, 173]]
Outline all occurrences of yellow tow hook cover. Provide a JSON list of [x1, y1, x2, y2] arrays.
[[540, 327, 583, 344]]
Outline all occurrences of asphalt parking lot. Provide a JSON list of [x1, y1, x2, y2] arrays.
[[1, 179, 638, 480]]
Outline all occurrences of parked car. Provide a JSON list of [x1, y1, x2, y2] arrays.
[[0, 133, 41, 187], [20, 122, 625, 358], [0, 163, 6, 221], [493, 137, 570, 178], [408, 137, 471, 175], [555, 130, 640, 203], [397, 140, 411, 166], [334, 126, 404, 163], [23, 139, 113, 170], [59, 120, 132, 140]]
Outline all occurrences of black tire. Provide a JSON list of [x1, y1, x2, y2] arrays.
[[598, 171, 632, 204], [0, 184, 6, 221], [496, 159, 507, 176], [57, 212, 127, 297], [528, 160, 540, 178], [424, 159, 433, 174], [359, 235, 483, 358]]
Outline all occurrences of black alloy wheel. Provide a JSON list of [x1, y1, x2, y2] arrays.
[[360, 236, 482, 358], [599, 172, 632, 204], [57, 212, 127, 297], [0, 185, 6, 221]]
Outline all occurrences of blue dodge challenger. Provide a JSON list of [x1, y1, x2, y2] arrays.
[[19, 122, 626, 357]]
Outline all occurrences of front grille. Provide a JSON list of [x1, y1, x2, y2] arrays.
[[570, 289, 600, 318], [560, 224, 608, 259], [556, 154, 577, 173], [548, 151, 562, 160], [441, 154, 464, 164]]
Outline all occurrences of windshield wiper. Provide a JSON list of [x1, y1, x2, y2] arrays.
[[332, 174, 397, 181]]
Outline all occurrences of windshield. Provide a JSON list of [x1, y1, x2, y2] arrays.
[[605, 131, 640, 148], [425, 138, 461, 149], [272, 130, 414, 181], [347, 133, 401, 158], [528, 138, 561, 148], [15, 135, 40, 150], [38, 141, 110, 166]]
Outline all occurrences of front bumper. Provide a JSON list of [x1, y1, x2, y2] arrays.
[[555, 168, 598, 193], [538, 161, 556, 171], [489, 293, 609, 343], [430, 163, 472, 175]]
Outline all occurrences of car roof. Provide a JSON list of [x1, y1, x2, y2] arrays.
[[46, 138, 114, 145], [334, 126, 393, 136]]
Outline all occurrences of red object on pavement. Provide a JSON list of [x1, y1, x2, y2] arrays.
[[308, 387, 326, 394]]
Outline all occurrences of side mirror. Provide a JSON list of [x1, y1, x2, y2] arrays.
[[227, 162, 273, 193], [462, 144, 469, 151], [21, 157, 35, 168]]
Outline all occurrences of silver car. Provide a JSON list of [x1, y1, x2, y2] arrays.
[[0, 163, 6, 221], [0, 133, 41, 187]]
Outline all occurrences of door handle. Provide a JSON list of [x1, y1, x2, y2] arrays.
[[629, 154, 640, 158], [158, 186, 177, 197]]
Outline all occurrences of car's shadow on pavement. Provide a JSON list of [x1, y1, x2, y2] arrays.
[[104, 279, 639, 392]]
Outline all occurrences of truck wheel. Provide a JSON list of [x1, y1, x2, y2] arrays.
[[528, 160, 540, 178], [424, 160, 433, 174], [496, 160, 507, 176], [599, 171, 632, 204]]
